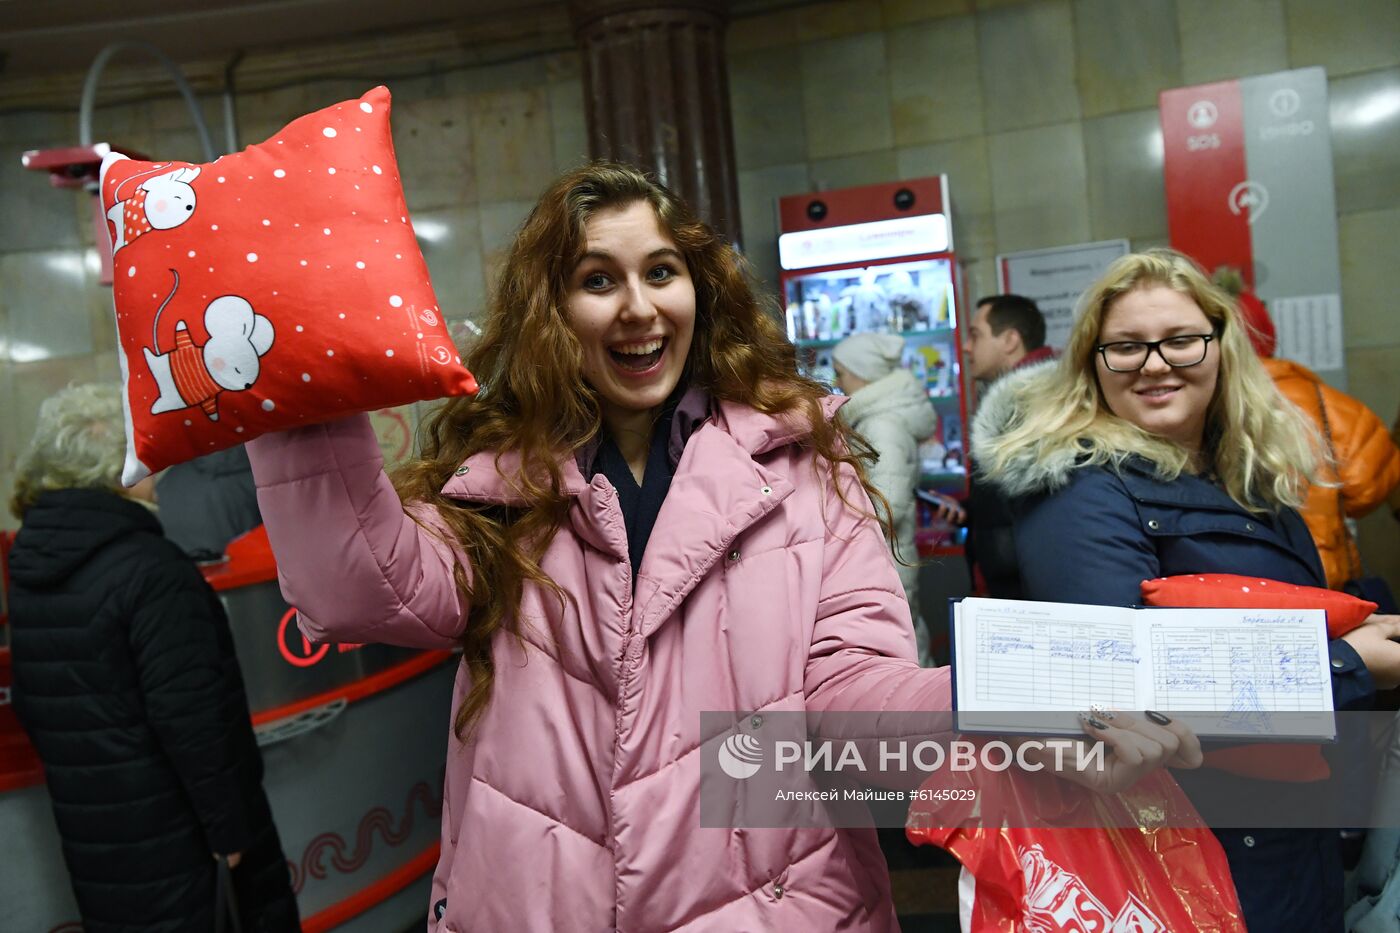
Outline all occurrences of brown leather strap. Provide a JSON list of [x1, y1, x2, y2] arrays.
[[1313, 382, 1362, 581]]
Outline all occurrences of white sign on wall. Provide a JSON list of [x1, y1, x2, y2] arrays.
[[996, 240, 1131, 350], [778, 214, 950, 271], [1272, 294, 1344, 372]]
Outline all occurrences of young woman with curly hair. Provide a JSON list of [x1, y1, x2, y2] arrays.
[[247, 164, 1183, 932]]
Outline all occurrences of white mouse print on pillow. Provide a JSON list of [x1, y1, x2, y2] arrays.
[[143, 270, 274, 421], [106, 164, 201, 253]]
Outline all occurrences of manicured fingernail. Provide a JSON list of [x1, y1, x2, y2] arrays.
[[1089, 704, 1116, 720], [1080, 713, 1108, 730], [1145, 710, 1171, 725]]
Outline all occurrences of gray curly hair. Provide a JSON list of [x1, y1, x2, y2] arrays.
[[10, 383, 128, 519]]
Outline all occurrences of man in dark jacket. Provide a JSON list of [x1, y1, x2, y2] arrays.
[[6, 384, 299, 933], [960, 294, 1057, 597], [156, 445, 263, 562]]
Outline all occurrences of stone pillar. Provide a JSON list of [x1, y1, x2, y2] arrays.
[[568, 0, 742, 245]]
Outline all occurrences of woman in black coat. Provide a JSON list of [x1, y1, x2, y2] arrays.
[[972, 249, 1400, 931], [6, 384, 299, 933]]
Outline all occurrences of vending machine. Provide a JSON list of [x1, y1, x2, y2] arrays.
[[776, 176, 967, 555]]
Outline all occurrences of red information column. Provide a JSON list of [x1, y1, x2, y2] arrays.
[[1161, 67, 1346, 381], [1159, 79, 1254, 285]]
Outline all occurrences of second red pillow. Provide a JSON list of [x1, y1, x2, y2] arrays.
[[1141, 573, 1375, 639]]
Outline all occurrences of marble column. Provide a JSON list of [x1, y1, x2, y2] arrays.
[[568, 0, 742, 245]]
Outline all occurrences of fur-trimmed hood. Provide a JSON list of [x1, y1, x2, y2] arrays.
[[969, 359, 1084, 499]]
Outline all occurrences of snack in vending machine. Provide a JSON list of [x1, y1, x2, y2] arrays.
[[845, 269, 891, 333], [906, 346, 928, 386], [833, 295, 853, 337], [886, 269, 923, 332], [815, 294, 833, 340], [802, 300, 819, 341]]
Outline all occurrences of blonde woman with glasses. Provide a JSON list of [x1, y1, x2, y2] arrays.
[[972, 248, 1400, 932]]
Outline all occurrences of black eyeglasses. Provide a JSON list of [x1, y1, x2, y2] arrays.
[[1094, 334, 1216, 373]]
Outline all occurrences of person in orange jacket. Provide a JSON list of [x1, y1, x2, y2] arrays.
[[1229, 282, 1400, 589], [1391, 406, 1400, 523]]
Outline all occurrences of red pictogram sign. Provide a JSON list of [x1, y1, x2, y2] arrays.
[[277, 607, 363, 667]]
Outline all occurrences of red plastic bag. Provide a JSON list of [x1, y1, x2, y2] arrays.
[[907, 765, 1244, 932]]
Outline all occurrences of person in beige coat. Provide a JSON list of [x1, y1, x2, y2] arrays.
[[833, 332, 938, 664]]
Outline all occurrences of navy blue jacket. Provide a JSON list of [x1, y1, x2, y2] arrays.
[[1012, 458, 1372, 932], [1012, 458, 1372, 710]]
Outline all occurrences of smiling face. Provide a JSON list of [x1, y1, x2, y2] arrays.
[[565, 200, 696, 426], [1095, 285, 1220, 453]]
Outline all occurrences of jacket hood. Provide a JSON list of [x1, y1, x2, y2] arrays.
[[441, 395, 846, 504], [9, 488, 163, 588], [969, 358, 1080, 498], [840, 370, 937, 441]]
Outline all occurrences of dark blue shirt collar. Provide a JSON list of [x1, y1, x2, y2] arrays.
[[576, 383, 711, 479]]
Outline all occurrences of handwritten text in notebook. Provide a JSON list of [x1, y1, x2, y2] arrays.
[[951, 597, 1335, 740]]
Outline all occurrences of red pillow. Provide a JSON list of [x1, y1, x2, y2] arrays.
[[1141, 573, 1376, 783], [99, 85, 477, 485], [1141, 573, 1376, 638]]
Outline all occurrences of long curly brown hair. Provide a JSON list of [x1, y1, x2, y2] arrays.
[[394, 162, 889, 740]]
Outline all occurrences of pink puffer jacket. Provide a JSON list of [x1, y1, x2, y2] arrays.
[[246, 397, 951, 932]]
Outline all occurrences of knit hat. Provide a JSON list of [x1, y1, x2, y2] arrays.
[[1235, 290, 1276, 358], [832, 332, 906, 382]]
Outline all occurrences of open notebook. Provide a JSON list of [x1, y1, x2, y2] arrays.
[[950, 597, 1336, 740]]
